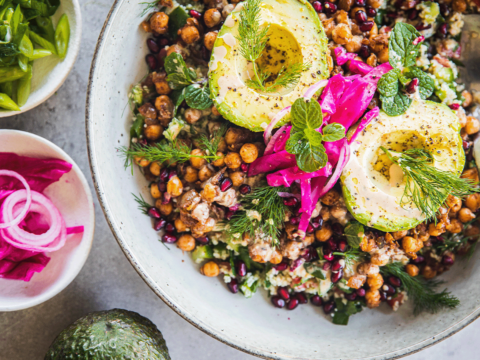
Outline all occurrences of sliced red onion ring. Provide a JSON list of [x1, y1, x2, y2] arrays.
[[0, 170, 31, 229], [264, 106, 291, 145], [315, 140, 350, 200], [264, 125, 290, 156], [349, 107, 380, 143], [303, 79, 329, 100]]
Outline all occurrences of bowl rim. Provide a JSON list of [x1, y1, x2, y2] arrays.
[[0, 129, 95, 311], [85, 1, 480, 358], [0, 0, 83, 118]]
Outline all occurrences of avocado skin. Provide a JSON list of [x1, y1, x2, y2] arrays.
[[44, 309, 171, 360]]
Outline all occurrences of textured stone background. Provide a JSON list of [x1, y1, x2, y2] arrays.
[[0, 0, 479, 358]]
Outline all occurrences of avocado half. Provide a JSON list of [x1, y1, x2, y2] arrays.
[[44, 309, 171, 360], [208, 0, 329, 132], [341, 99, 464, 232]]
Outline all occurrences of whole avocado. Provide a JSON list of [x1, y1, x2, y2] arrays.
[[44, 309, 171, 360]]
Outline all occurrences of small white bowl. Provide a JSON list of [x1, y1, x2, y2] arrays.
[[0, 0, 82, 118], [0, 130, 94, 311]]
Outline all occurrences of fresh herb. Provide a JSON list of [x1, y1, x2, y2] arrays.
[[196, 122, 228, 156], [238, 246, 265, 271], [132, 193, 151, 214], [381, 262, 459, 315], [164, 53, 197, 90], [434, 233, 470, 253], [225, 184, 289, 246], [344, 221, 365, 249], [236, 0, 310, 93], [285, 98, 345, 172], [382, 147, 480, 220], [333, 249, 367, 273], [304, 262, 326, 280], [140, 0, 160, 16], [184, 83, 213, 110], [388, 23, 422, 68], [332, 298, 363, 325], [229, 250, 237, 276]]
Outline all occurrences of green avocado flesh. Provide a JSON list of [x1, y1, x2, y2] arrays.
[[44, 309, 171, 360], [208, 0, 329, 132], [341, 99, 464, 232]]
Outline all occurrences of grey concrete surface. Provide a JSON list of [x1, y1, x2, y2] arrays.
[[0, 0, 479, 359]]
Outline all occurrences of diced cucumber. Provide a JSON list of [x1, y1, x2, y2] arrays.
[[192, 245, 213, 263], [168, 6, 190, 40]]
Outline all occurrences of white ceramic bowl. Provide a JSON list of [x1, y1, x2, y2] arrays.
[[0, 130, 94, 311], [86, 2, 480, 359], [0, 0, 82, 118]]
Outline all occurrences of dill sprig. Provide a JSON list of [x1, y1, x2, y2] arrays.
[[236, 0, 310, 92], [133, 193, 151, 214], [140, 0, 160, 16], [333, 249, 368, 273], [381, 262, 459, 315], [196, 123, 229, 156], [225, 184, 288, 246], [434, 233, 470, 254], [381, 147, 480, 220]]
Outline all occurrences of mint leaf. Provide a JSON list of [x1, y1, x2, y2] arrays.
[[332, 299, 363, 325], [291, 98, 322, 131], [378, 68, 401, 97], [170, 88, 185, 116], [322, 123, 346, 142], [285, 132, 307, 154], [297, 143, 328, 172], [403, 67, 435, 100], [380, 92, 412, 116], [165, 53, 196, 90], [304, 128, 323, 146], [185, 84, 213, 110], [304, 262, 326, 280], [344, 221, 365, 249], [389, 23, 421, 68]]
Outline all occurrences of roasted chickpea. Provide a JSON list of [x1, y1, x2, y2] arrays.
[[198, 165, 214, 182], [239, 143, 259, 164], [345, 35, 362, 53], [459, 208, 475, 223], [134, 156, 150, 167], [338, 0, 354, 10], [428, 222, 446, 236], [149, 162, 162, 177], [225, 127, 249, 146], [377, 48, 389, 63], [222, 4, 235, 18], [184, 166, 199, 183], [422, 265, 437, 280], [190, 149, 207, 169], [465, 116, 480, 135], [465, 225, 480, 237], [357, 263, 379, 275], [402, 236, 423, 253], [360, 236, 377, 252], [366, 53, 377, 67], [175, 217, 189, 232], [371, 252, 389, 266], [144, 124, 163, 141], [224, 152, 242, 169], [332, 23, 352, 45], [322, 18, 335, 39], [405, 264, 419, 277], [447, 194, 462, 213], [446, 218, 463, 233], [178, 25, 200, 44], [365, 289, 381, 308], [367, 0, 383, 8], [315, 225, 332, 242], [367, 273, 383, 290], [138, 103, 157, 119], [178, 234, 196, 251], [321, 189, 340, 205], [150, 183, 161, 199], [465, 193, 480, 212], [462, 90, 473, 108], [153, 79, 170, 94], [167, 176, 183, 197], [452, 0, 467, 12], [204, 31, 218, 51], [201, 261, 220, 277], [211, 105, 221, 117], [155, 95, 174, 126], [230, 171, 245, 187], [141, 20, 152, 32], [347, 275, 366, 289], [166, 43, 184, 57], [392, 230, 408, 240], [211, 152, 225, 167], [217, 138, 227, 153], [335, 10, 350, 24], [150, 12, 169, 34], [330, 204, 348, 219], [185, 108, 203, 124], [270, 250, 283, 265], [204, 8, 221, 27], [157, 201, 173, 216]]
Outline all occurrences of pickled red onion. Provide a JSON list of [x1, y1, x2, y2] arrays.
[[264, 106, 291, 145], [0, 170, 31, 229]]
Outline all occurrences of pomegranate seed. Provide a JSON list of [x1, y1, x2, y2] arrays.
[[146, 38, 160, 54], [240, 163, 249, 172], [305, 246, 319, 262], [147, 207, 161, 219], [354, 0, 365, 6], [296, 292, 308, 304], [408, 9, 418, 20], [332, 223, 343, 235], [326, 238, 337, 251], [271, 295, 286, 308], [442, 255, 454, 266], [313, 0, 322, 12], [159, 168, 169, 182], [229, 203, 241, 212], [322, 261, 332, 271], [163, 232, 177, 243], [366, 6, 376, 17], [449, 103, 460, 110], [290, 258, 304, 271], [158, 182, 166, 192], [463, 141, 471, 150], [158, 38, 170, 47], [235, 261, 247, 277], [413, 255, 425, 264], [332, 259, 344, 271], [379, 291, 387, 301], [324, 250, 334, 262], [440, 3, 450, 17], [345, 292, 357, 301], [383, 284, 396, 295], [189, 9, 202, 18], [278, 287, 290, 300], [274, 262, 288, 271], [324, 2, 337, 14], [196, 236, 209, 245], [356, 288, 366, 297], [412, 35, 425, 45], [359, 21, 374, 32], [145, 54, 157, 70], [437, 23, 448, 38], [287, 298, 299, 310], [386, 12, 398, 18], [355, 10, 367, 23], [311, 295, 323, 306], [306, 223, 314, 233], [331, 269, 343, 283], [239, 184, 251, 194], [226, 209, 237, 220], [168, 169, 177, 179], [406, 78, 419, 94], [323, 301, 335, 314], [162, 192, 171, 205], [283, 197, 298, 207], [154, 218, 166, 231], [164, 222, 174, 232], [228, 278, 239, 293], [415, 23, 432, 31], [337, 239, 348, 252], [138, 138, 148, 146], [311, 216, 324, 229], [359, 44, 370, 59], [389, 276, 402, 287], [290, 216, 299, 225], [220, 177, 233, 192]]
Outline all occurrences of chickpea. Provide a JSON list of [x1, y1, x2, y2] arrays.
[[152, 80, 170, 94], [338, 0, 354, 10], [335, 10, 350, 25], [150, 12, 169, 34], [457, 107, 467, 127], [184, 166, 199, 183], [138, 103, 157, 119], [211, 105, 221, 117], [462, 90, 473, 108], [204, 31, 218, 51], [422, 265, 437, 280], [158, 201, 173, 216], [321, 190, 340, 205], [332, 23, 352, 45], [459, 208, 475, 223], [155, 95, 174, 125], [320, 207, 331, 221], [360, 236, 377, 252], [149, 161, 162, 177], [465, 116, 480, 135], [446, 218, 463, 233], [347, 275, 366, 289], [465, 193, 480, 212], [366, 53, 377, 67], [327, 53, 334, 73], [365, 289, 381, 308], [175, 217, 189, 232], [402, 236, 423, 253], [204, 8, 221, 27], [377, 48, 389, 63], [462, 168, 479, 183], [198, 165, 214, 182], [179, 25, 200, 44], [150, 183, 162, 199], [465, 225, 480, 237], [222, 4, 235, 18], [446, 194, 462, 213], [201, 261, 220, 277], [190, 149, 207, 169], [224, 152, 242, 169], [392, 230, 408, 240], [144, 124, 163, 141], [211, 152, 225, 167], [367, 273, 383, 290], [225, 127, 249, 146], [367, 0, 383, 8], [452, 0, 467, 12], [406, 264, 419, 277], [315, 225, 332, 242], [330, 204, 348, 219], [217, 138, 227, 153], [322, 18, 335, 39], [178, 234, 196, 251], [166, 44, 184, 57], [270, 250, 283, 265], [141, 20, 152, 33], [371, 252, 389, 266], [230, 171, 245, 187], [357, 263, 379, 275], [346, 36, 362, 53], [185, 108, 203, 124], [239, 143, 259, 164], [166, 175, 183, 197], [134, 156, 150, 167]]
